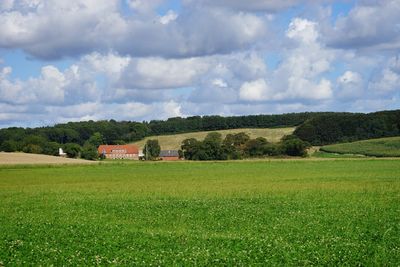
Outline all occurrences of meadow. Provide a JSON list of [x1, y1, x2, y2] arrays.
[[0, 160, 399, 265], [321, 136, 400, 157], [131, 127, 294, 149]]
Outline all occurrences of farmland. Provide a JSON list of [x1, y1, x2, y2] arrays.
[[320, 136, 400, 157], [0, 160, 399, 265], [131, 127, 294, 150]]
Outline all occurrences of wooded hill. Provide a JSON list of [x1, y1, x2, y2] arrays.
[[0, 110, 399, 157]]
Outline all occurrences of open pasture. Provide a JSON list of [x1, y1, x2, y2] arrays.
[[0, 160, 399, 265]]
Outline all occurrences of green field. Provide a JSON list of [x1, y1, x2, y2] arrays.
[[0, 160, 399, 265], [321, 136, 400, 157], [132, 127, 294, 150]]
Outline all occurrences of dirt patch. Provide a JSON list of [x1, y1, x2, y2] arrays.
[[0, 152, 97, 165]]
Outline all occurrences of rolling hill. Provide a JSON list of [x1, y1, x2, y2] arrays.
[[320, 136, 400, 157], [131, 127, 294, 150]]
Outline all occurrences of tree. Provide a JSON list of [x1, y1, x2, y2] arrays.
[[81, 143, 99, 160], [87, 132, 105, 148], [42, 142, 61, 156], [0, 140, 18, 152], [64, 143, 82, 158], [143, 139, 161, 160], [203, 132, 226, 160], [244, 137, 268, 157], [23, 144, 43, 154], [181, 138, 201, 160], [280, 136, 309, 157]]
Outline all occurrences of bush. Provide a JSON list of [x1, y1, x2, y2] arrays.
[[280, 137, 309, 157], [81, 143, 99, 160], [0, 140, 18, 152], [64, 143, 82, 158], [23, 144, 43, 154]]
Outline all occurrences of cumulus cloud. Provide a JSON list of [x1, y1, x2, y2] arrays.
[[326, 0, 400, 50], [239, 79, 272, 101], [1, 1, 400, 128], [184, 0, 300, 12], [120, 57, 210, 89], [336, 71, 364, 99], [0, 0, 268, 59], [368, 69, 400, 95]]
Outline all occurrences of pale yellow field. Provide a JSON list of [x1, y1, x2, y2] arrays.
[[0, 152, 97, 165], [132, 127, 294, 150]]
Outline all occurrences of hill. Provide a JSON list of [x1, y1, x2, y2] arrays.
[[0, 152, 96, 165], [132, 127, 294, 150], [320, 137, 400, 157]]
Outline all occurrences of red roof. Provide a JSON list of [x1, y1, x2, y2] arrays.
[[98, 145, 139, 155]]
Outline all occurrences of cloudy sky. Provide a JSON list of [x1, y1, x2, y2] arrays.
[[0, 0, 399, 128]]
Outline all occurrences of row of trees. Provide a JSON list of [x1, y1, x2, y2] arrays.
[[0, 131, 106, 160], [180, 132, 310, 160]]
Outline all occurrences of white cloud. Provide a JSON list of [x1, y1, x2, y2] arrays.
[[239, 79, 273, 101], [160, 10, 178, 25], [212, 79, 227, 88], [185, 0, 300, 12], [120, 57, 210, 89], [0, 0, 14, 11], [287, 18, 319, 44], [326, 0, 400, 50], [368, 68, 400, 94], [336, 71, 364, 99], [0, 1, 268, 59]]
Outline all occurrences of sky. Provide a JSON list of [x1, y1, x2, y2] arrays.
[[0, 0, 399, 128]]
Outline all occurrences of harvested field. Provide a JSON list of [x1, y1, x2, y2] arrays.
[[0, 152, 96, 165], [132, 127, 294, 150]]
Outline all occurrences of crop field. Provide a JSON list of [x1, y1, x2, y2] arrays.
[[0, 160, 399, 265], [132, 127, 294, 150], [0, 152, 96, 165], [321, 136, 400, 157]]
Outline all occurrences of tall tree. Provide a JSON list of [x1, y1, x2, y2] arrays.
[[144, 139, 161, 160]]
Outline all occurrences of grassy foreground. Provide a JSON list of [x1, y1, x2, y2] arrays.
[[132, 127, 294, 150], [320, 136, 400, 157], [0, 160, 399, 265]]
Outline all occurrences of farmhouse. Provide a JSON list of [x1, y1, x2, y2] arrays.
[[98, 145, 139, 160], [159, 150, 180, 161]]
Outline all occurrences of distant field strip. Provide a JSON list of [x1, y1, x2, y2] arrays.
[[320, 136, 400, 157], [132, 127, 294, 150], [0, 152, 96, 165], [0, 160, 399, 265]]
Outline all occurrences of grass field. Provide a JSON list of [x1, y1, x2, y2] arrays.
[[131, 127, 294, 150], [0, 160, 399, 265], [320, 136, 400, 157]]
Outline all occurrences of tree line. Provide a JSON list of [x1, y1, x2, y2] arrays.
[[293, 110, 400, 145], [180, 132, 309, 160]]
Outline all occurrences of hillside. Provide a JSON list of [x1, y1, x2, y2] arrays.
[[320, 137, 400, 157], [132, 127, 294, 150]]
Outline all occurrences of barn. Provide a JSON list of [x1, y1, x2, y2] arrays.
[[159, 150, 180, 161], [98, 145, 139, 160]]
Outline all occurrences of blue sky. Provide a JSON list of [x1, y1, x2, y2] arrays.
[[0, 0, 399, 128]]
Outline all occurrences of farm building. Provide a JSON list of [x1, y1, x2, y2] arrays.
[[98, 145, 139, 160], [159, 150, 180, 161]]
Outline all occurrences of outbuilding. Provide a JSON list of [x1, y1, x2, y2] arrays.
[[159, 150, 180, 161]]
